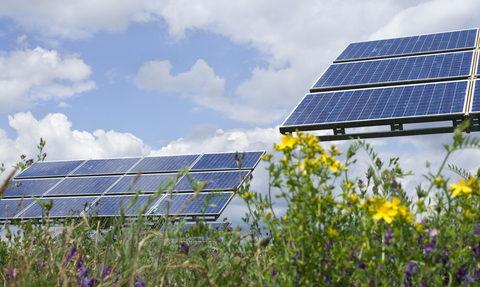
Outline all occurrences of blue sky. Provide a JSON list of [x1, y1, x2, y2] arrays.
[[1, 0, 480, 228]]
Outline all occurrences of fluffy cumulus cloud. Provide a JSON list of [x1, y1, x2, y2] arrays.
[[2, 1, 480, 125], [0, 112, 150, 178], [0, 47, 95, 111]]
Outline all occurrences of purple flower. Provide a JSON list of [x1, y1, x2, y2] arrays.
[[476, 225, 480, 236], [100, 265, 111, 279], [26, 159, 34, 165], [384, 229, 393, 246], [179, 242, 189, 254], [20, 155, 26, 160], [357, 179, 364, 185], [64, 245, 77, 266], [42, 153, 47, 159], [272, 268, 277, 277], [38, 260, 46, 269], [135, 276, 146, 287], [217, 238, 222, 244]]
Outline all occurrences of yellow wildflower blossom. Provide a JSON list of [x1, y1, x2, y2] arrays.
[[274, 135, 299, 151], [372, 198, 398, 224], [433, 177, 443, 188], [450, 179, 472, 197]]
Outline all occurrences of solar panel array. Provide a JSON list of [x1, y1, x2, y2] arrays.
[[3, 151, 264, 221], [281, 28, 480, 139]]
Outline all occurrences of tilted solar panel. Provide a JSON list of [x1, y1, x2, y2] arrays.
[[312, 51, 473, 91], [174, 171, 249, 191], [150, 192, 232, 216], [6, 178, 61, 197], [191, 151, 264, 170], [469, 79, 480, 113], [336, 29, 477, 62], [0, 199, 34, 219], [283, 81, 468, 128], [130, 155, 200, 173], [106, 173, 178, 194], [16, 160, 85, 178], [72, 158, 140, 175], [44, 176, 120, 196], [21, 197, 99, 218], [87, 195, 161, 217]]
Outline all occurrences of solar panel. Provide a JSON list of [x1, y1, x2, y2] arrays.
[[336, 29, 477, 62], [129, 155, 200, 173], [45, 176, 120, 196], [191, 152, 264, 170], [106, 174, 177, 194], [469, 79, 480, 113], [312, 51, 473, 91], [72, 158, 140, 175], [150, 192, 232, 216], [174, 171, 249, 191], [283, 81, 468, 128], [16, 160, 85, 178], [5, 178, 61, 197], [87, 195, 160, 217], [21, 197, 99, 218], [0, 199, 34, 219]]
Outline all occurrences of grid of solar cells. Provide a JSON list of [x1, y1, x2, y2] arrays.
[[336, 29, 477, 61], [313, 51, 473, 90], [16, 160, 85, 178], [6, 178, 61, 197], [191, 152, 264, 170], [45, 176, 120, 196], [21, 197, 98, 218], [284, 81, 468, 127], [72, 158, 140, 175], [0, 199, 34, 219], [129, 155, 200, 173], [88, 195, 159, 216], [106, 174, 177, 194], [469, 80, 480, 113], [174, 171, 249, 191], [150, 192, 232, 215]]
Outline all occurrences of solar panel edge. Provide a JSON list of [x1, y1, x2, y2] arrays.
[[15, 159, 88, 179], [334, 28, 478, 62]]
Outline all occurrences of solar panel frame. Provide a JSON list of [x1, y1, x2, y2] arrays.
[[15, 160, 86, 179], [0, 199, 34, 219], [149, 192, 233, 216], [190, 151, 264, 171], [105, 173, 178, 194], [335, 28, 478, 62], [311, 51, 474, 92], [44, 176, 121, 196], [72, 157, 142, 176], [129, 154, 201, 173], [281, 80, 469, 133], [468, 79, 480, 114], [5, 178, 62, 198], [19, 196, 99, 219], [173, 170, 250, 192], [86, 195, 163, 217]]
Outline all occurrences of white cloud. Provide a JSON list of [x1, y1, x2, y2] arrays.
[[16, 34, 27, 44], [0, 47, 95, 111], [57, 101, 70, 108], [0, 112, 150, 180]]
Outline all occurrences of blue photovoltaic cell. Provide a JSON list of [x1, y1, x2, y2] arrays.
[[106, 174, 177, 194], [16, 160, 85, 178], [336, 29, 477, 61], [191, 152, 264, 170], [0, 199, 34, 219], [283, 81, 468, 127], [5, 178, 61, 197], [313, 51, 473, 90], [72, 158, 140, 175], [469, 80, 480, 113], [45, 176, 120, 196], [174, 171, 249, 191], [88, 195, 159, 216], [21, 197, 98, 218], [150, 192, 232, 215], [130, 155, 200, 173]]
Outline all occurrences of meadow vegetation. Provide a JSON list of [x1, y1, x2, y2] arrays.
[[1, 122, 480, 286]]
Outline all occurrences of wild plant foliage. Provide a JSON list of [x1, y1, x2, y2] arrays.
[[2, 123, 480, 286]]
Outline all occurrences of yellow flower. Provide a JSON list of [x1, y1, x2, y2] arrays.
[[397, 205, 414, 222], [344, 182, 353, 190], [349, 193, 358, 204], [372, 198, 398, 224], [328, 228, 338, 238], [450, 179, 472, 197], [274, 135, 299, 151], [463, 209, 476, 218], [433, 177, 443, 188]]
